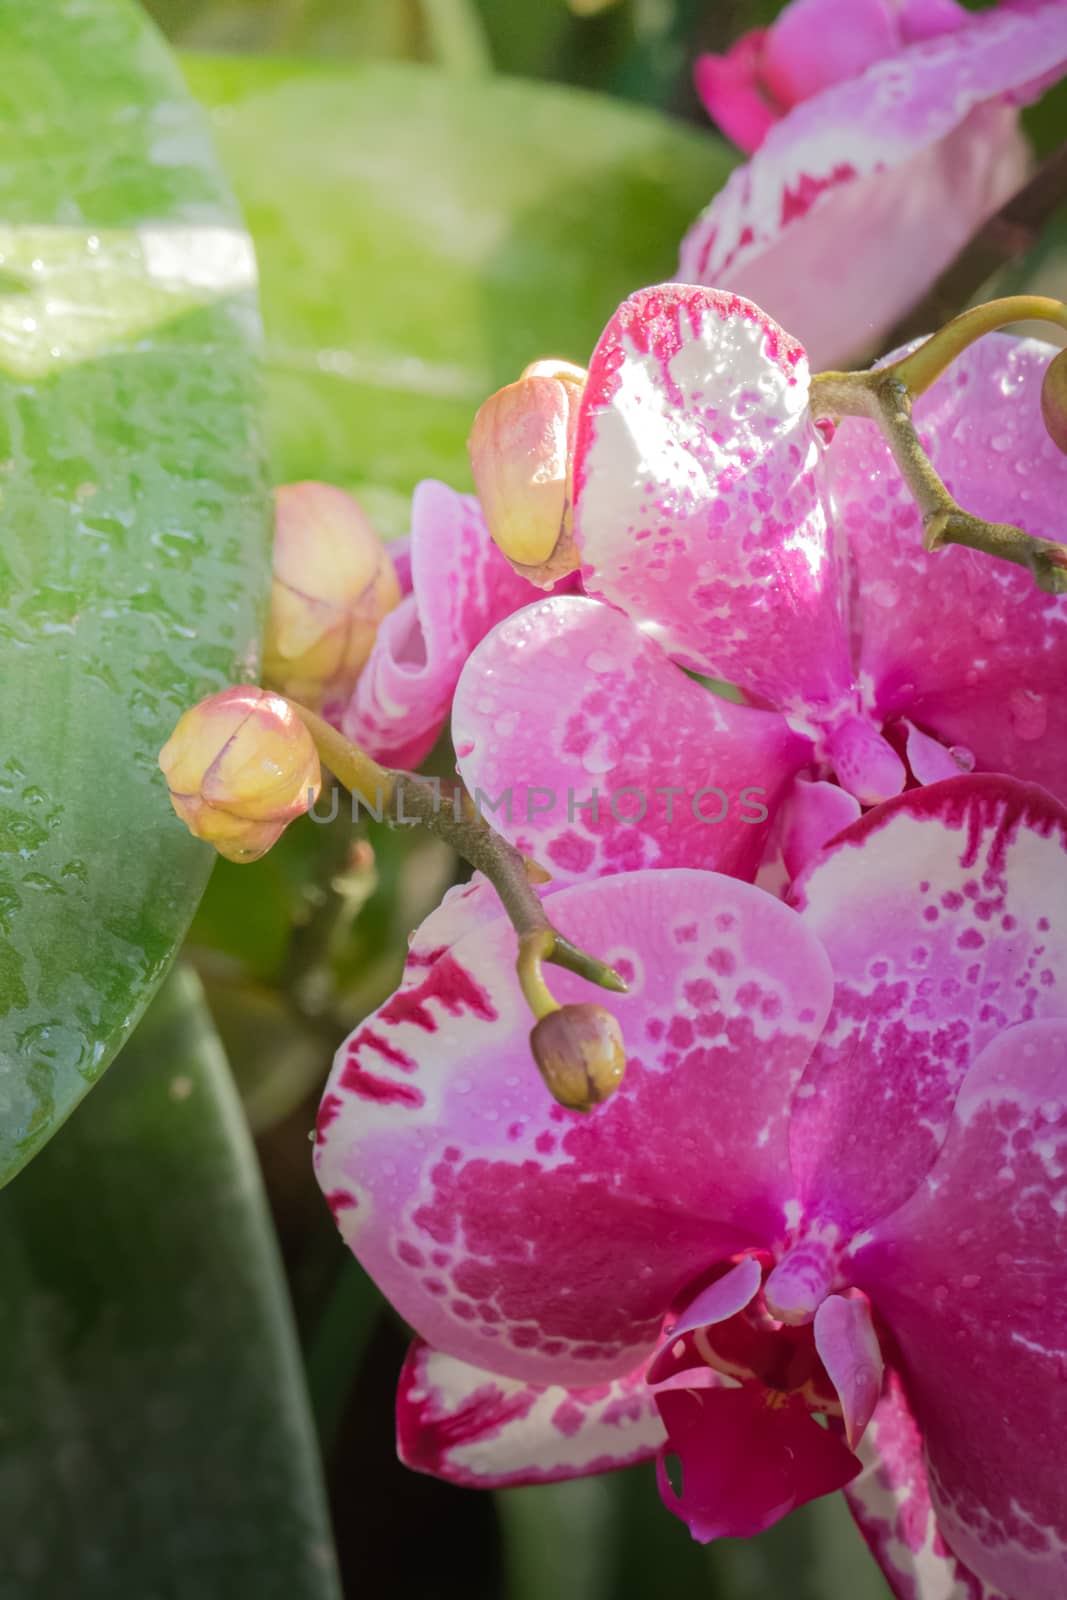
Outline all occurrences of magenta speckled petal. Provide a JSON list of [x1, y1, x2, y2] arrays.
[[853, 1019, 1067, 1599], [846, 1372, 998, 1600], [679, 3, 1067, 365], [396, 1340, 664, 1488], [832, 334, 1067, 807], [340, 480, 536, 769], [572, 284, 853, 713], [812, 1294, 883, 1450], [315, 869, 833, 1386], [789, 776, 1067, 1233], [452, 595, 811, 883], [655, 1384, 860, 1542]]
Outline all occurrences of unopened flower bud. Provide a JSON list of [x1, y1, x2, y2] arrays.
[[529, 1002, 625, 1111], [159, 686, 321, 862], [263, 482, 401, 709], [1041, 348, 1067, 456], [468, 359, 585, 588]]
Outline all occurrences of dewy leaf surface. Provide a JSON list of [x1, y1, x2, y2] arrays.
[[0, 0, 272, 1183]]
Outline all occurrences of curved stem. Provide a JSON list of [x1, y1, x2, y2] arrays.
[[886, 295, 1067, 397], [810, 336, 1067, 595], [290, 704, 627, 1021]]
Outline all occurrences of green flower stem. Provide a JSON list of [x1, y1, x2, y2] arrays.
[[886, 295, 1067, 397], [811, 301, 1067, 595], [290, 704, 627, 1020]]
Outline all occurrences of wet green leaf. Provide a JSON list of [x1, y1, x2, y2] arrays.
[[186, 53, 733, 531], [0, 966, 340, 1599], [0, 0, 272, 1182]]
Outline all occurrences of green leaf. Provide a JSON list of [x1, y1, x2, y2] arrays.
[[0, 0, 271, 1181], [0, 966, 341, 1598], [185, 54, 734, 531]]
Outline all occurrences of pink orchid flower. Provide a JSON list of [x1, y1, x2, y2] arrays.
[[449, 283, 1067, 888], [315, 774, 1067, 1598], [685, 1, 1067, 365], [338, 479, 567, 769]]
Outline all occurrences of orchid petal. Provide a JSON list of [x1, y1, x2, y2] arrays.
[[780, 778, 862, 880], [903, 721, 969, 788], [340, 480, 536, 768], [315, 868, 833, 1386], [831, 334, 1067, 808], [694, 31, 779, 156], [573, 283, 852, 713], [666, 1256, 765, 1343], [760, 0, 899, 109], [655, 1384, 860, 1543], [789, 776, 1067, 1233], [813, 1295, 883, 1451], [647, 1255, 764, 1385], [846, 1372, 1000, 1600], [854, 1019, 1067, 1599], [397, 1340, 664, 1488], [679, 4, 1067, 365], [452, 594, 810, 883]]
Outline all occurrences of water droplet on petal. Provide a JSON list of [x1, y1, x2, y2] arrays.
[[867, 579, 899, 610], [1009, 688, 1047, 742]]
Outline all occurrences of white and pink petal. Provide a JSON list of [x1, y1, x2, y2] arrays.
[[853, 1019, 1067, 1600], [340, 480, 538, 769], [679, 5, 1067, 364], [788, 776, 1067, 1233], [572, 283, 853, 715], [452, 594, 811, 884], [315, 868, 833, 1387], [397, 1341, 664, 1488], [847, 1373, 1004, 1600], [831, 334, 1067, 808]]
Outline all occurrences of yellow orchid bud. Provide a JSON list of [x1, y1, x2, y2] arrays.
[[262, 482, 401, 710], [1041, 348, 1067, 456], [468, 359, 585, 588], [529, 1002, 625, 1111], [159, 686, 321, 863]]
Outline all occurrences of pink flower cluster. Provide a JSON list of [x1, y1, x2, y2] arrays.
[[311, 6, 1067, 1593]]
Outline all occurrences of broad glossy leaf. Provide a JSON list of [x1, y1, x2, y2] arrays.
[[0, 0, 271, 1181], [0, 966, 340, 1598], [185, 54, 734, 528]]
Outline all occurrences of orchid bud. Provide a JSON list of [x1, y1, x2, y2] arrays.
[[159, 686, 321, 863], [529, 1002, 625, 1111], [1041, 348, 1067, 456], [468, 359, 585, 588], [262, 482, 401, 710]]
